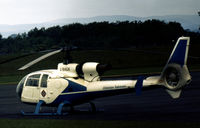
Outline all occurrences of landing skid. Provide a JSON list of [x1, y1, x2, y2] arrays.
[[89, 102, 96, 113], [67, 102, 104, 114], [21, 100, 70, 116], [21, 101, 102, 116], [21, 110, 58, 116]]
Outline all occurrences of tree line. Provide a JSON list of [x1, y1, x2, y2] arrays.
[[0, 19, 199, 54]]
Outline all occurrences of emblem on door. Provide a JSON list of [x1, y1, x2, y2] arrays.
[[41, 90, 46, 97]]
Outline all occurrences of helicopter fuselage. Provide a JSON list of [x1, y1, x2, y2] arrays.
[[17, 69, 159, 106]]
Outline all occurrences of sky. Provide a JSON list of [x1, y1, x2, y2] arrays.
[[0, 0, 199, 25]]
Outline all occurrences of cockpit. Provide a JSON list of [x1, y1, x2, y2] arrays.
[[25, 74, 48, 87], [16, 73, 49, 98]]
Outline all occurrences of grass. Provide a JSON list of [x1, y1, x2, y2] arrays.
[[0, 119, 199, 128], [0, 45, 199, 84], [0, 75, 23, 85]]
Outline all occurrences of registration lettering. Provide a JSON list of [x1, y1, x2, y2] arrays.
[[60, 67, 70, 71], [103, 85, 127, 90], [103, 86, 114, 90]]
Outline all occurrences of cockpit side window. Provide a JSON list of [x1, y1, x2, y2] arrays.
[[25, 74, 41, 87], [41, 74, 49, 88]]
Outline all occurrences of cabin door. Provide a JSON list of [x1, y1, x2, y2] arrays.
[[39, 74, 49, 102]]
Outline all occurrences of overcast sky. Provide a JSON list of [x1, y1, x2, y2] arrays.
[[0, 0, 199, 25]]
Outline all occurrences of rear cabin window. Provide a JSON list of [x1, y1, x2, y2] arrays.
[[25, 74, 41, 87], [41, 74, 49, 88]]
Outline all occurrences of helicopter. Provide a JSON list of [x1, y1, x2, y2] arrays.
[[16, 36, 191, 115]]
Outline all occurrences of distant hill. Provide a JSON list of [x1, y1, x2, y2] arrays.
[[0, 15, 199, 37]]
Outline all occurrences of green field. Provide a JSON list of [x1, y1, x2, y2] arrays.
[[0, 119, 199, 128], [0, 44, 199, 84]]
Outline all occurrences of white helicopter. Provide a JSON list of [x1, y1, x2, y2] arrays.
[[16, 37, 191, 115]]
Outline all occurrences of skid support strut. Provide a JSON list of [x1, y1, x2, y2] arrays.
[[21, 100, 72, 115], [56, 101, 71, 115], [21, 100, 50, 115]]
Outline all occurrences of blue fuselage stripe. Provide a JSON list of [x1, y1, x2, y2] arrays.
[[62, 79, 87, 93], [169, 39, 187, 66], [51, 88, 134, 105]]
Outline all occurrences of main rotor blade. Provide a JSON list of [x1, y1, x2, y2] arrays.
[[18, 49, 62, 70]]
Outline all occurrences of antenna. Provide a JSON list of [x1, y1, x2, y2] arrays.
[[63, 40, 74, 64], [63, 46, 72, 64], [198, 11, 200, 30]]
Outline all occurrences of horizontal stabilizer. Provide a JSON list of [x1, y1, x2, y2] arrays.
[[166, 89, 182, 99]]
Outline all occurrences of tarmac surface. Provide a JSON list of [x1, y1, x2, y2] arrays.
[[0, 72, 200, 121]]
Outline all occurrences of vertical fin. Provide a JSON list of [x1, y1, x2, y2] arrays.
[[167, 37, 190, 66]]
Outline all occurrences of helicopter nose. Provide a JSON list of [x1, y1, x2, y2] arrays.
[[16, 83, 23, 98], [16, 76, 26, 98]]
